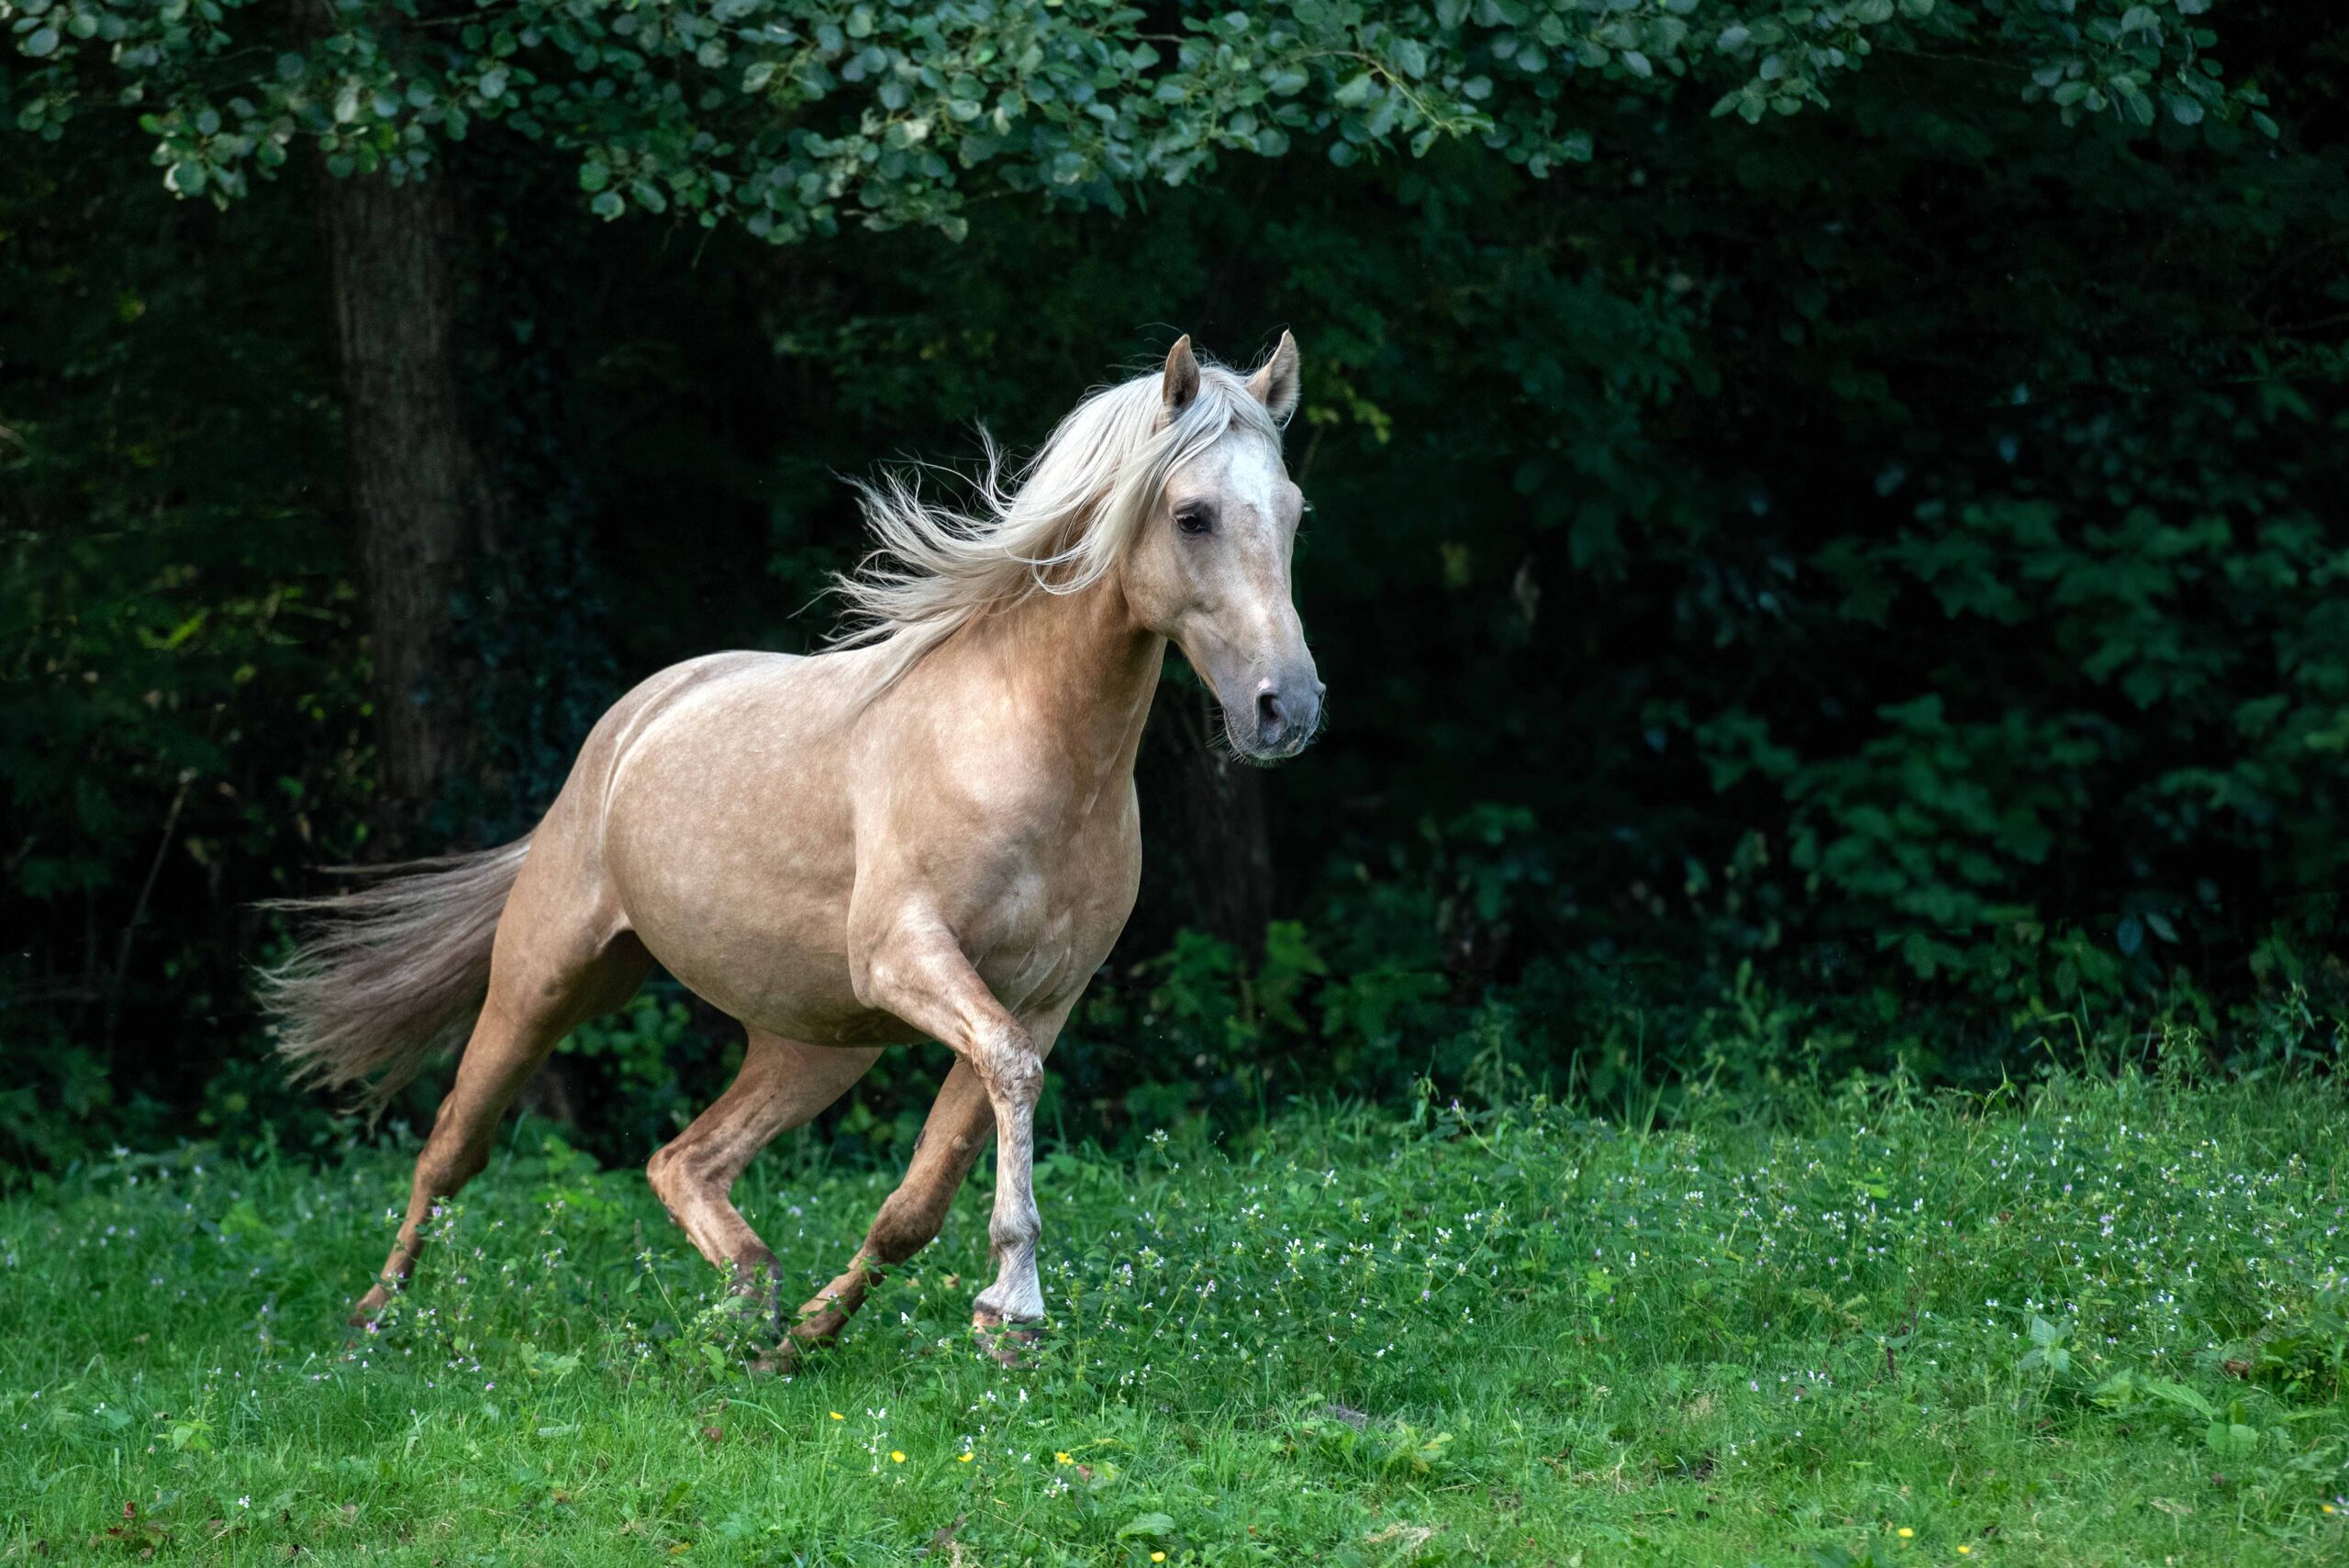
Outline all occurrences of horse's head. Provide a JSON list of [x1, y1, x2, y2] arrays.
[[1123, 332, 1323, 763]]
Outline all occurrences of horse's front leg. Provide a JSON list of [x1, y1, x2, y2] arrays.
[[849, 913, 1058, 1351]]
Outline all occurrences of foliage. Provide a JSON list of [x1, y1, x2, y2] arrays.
[[2, 1, 2273, 239], [5, 4, 2348, 1170], [0, 119, 363, 1167], [3, 1071, 2345, 1562]]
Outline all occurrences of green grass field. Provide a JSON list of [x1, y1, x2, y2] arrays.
[[5, 1069, 2345, 1565]]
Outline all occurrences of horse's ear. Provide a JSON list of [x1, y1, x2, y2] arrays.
[[1246, 330, 1301, 425], [1163, 334, 1202, 414]]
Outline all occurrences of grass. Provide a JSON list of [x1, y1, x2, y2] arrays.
[[3, 1068, 2346, 1565]]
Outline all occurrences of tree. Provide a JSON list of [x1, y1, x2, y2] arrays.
[[305, 76, 489, 833], [0, 1, 2267, 831]]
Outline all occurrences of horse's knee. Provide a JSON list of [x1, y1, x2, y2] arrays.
[[983, 1047, 1043, 1110]]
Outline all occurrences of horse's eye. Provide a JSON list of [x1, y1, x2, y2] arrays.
[[1175, 506, 1213, 537]]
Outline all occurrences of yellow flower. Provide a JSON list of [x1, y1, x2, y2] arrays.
[[1151, 1556, 1166, 1564], [1898, 1528, 1914, 1540], [1957, 1549, 1972, 1557], [890, 1451, 906, 1463], [2325, 1504, 2339, 1515], [1055, 1451, 1073, 1464], [829, 1412, 843, 1421], [958, 1452, 974, 1463]]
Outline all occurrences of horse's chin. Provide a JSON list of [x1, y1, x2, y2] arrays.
[[1226, 731, 1316, 767]]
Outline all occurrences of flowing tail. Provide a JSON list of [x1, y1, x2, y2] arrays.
[[259, 836, 532, 1116]]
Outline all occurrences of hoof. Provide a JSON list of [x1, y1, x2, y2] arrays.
[[769, 1260, 878, 1363], [971, 1311, 1044, 1367], [347, 1283, 395, 1331], [747, 1339, 805, 1376], [757, 1289, 860, 1374], [755, 1309, 852, 1376]]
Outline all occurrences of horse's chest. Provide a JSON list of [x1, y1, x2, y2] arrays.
[[961, 805, 1141, 1015]]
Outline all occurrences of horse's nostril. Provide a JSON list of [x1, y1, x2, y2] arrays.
[[1256, 689, 1284, 740]]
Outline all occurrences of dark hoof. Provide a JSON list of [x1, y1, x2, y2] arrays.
[[347, 1283, 395, 1331], [755, 1292, 860, 1374], [971, 1311, 1044, 1367], [748, 1339, 807, 1376], [755, 1318, 845, 1376]]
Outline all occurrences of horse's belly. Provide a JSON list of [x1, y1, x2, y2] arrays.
[[648, 903, 918, 1048], [618, 815, 1133, 1044], [641, 863, 1123, 1044]]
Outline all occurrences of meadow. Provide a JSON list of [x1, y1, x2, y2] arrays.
[[5, 1066, 2344, 1566]]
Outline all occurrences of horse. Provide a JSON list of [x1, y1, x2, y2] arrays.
[[262, 333, 1321, 1364]]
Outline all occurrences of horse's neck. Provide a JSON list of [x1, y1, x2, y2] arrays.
[[930, 572, 1164, 782]]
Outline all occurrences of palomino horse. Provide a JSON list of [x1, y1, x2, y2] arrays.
[[266, 334, 1321, 1362]]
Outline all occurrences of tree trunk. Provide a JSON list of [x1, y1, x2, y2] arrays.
[[309, 93, 486, 844]]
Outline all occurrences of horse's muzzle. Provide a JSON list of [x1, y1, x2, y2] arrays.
[[1247, 674, 1325, 760]]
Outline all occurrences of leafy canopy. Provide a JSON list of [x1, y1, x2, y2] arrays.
[[3, 1, 2270, 240]]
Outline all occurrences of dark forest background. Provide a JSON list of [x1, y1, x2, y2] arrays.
[[6, 3, 2346, 1179]]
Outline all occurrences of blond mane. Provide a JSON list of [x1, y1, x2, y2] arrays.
[[829, 357, 1281, 695]]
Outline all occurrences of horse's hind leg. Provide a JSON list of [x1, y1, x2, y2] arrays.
[[352, 905, 649, 1327], [647, 1032, 881, 1306]]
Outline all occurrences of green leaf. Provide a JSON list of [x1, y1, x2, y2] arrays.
[[2203, 1421, 2259, 1459], [2143, 1378, 2214, 1418]]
